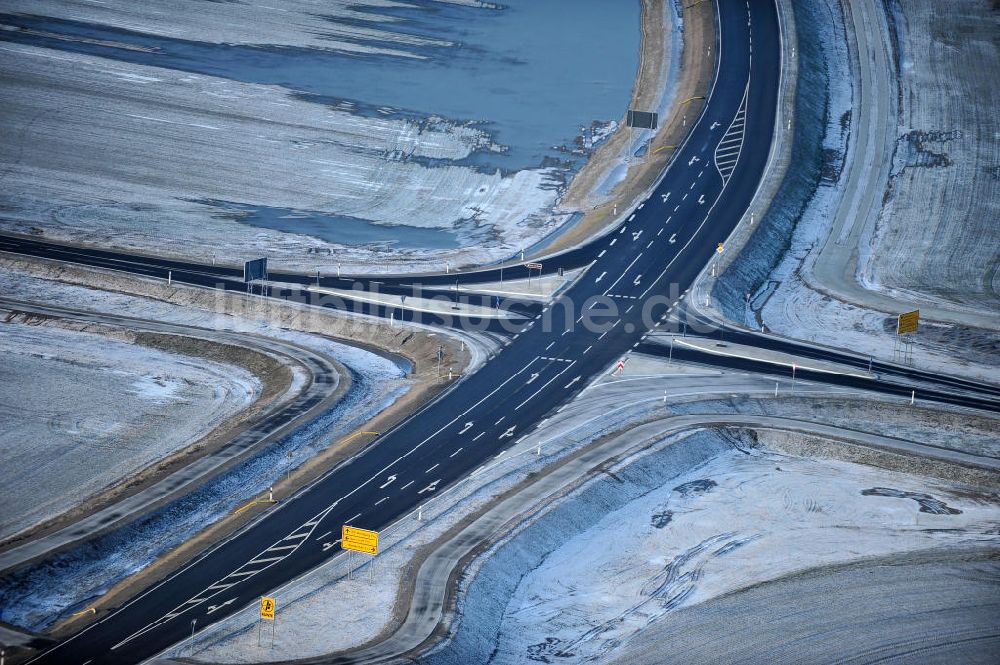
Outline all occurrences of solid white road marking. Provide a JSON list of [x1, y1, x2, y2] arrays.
[[206, 599, 235, 615]]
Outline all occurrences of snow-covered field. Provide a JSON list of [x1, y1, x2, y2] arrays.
[[430, 431, 1000, 664], [0, 318, 258, 541], [711, 0, 999, 380], [0, 267, 413, 631]]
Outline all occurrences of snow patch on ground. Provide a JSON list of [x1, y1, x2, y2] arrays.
[[429, 432, 1000, 664], [0, 320, 259, 541], [0, 269, 412, 631]]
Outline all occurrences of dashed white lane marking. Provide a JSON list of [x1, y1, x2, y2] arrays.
[[375, 497, 388, 506], [628, 213, 635, 221], [315, 530, 332, 541], [345, 513, 362, 524], [583, 345, 592, 354], [418, 480, 440, 494], [598, 249, 606, 258], [494, 416, 505, 425], [473, 432, 485, 441], [450, 447, 463, 458], [400, 480, 415, 491], [426, 463, 439, 474], [545, 341, 555, 350]]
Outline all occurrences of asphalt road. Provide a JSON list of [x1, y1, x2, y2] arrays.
[[14, 1, 779, 661], [12, 0, 991, 662]]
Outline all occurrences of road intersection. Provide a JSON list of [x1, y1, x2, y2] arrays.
[[5, 1, 995, 663]]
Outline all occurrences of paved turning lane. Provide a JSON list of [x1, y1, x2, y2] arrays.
[[27, 2, 780, 663]]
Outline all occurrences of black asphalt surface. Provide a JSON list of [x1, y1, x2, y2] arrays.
[[8, 1, 991, 663]]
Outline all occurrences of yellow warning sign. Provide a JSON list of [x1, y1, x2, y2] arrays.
[[897, 310, 919, 335], [260, 596, 276, 620], [342, 525, 379, 555], [716, 242, 725, 253]]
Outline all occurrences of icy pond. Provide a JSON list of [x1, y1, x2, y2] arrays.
[[2, 0, 640, 250]]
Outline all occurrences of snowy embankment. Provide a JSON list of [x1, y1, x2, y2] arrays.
[[712, 0, 835, 325], [0, 268, 410, 632], [0, 317, 259, 542], [429, 430, 999, 664], [710, 0, 998, 379]]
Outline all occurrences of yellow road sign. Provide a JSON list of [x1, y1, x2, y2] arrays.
[[260, 596, 276, 620], [897, 310, 919, 335], [716, 242, 725, 253], [342, 525, 379, 555]]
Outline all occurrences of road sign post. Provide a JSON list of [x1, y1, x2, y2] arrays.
[[342, 526, 379, 555]]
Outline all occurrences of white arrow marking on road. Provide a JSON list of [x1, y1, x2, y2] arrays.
[[526, 372, 540, 385], [688, 155, 701, 166], [710, 121, 720, 130], [669, 233, 677, 244], [633, 274, 642, 286], [632, 230, 643, 241], [595, 271, 607, 283], [564, 376, 581, 389], [499, 426, 516, 439], [661, 192, 671, 202], [379, 475, 397, 489], [459, 422, 473, 435], [698, 194, 705, 204], [207, 599, 236, 614], [418, 480, 440, 494]]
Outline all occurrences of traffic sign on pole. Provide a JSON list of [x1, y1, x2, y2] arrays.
[[260, 597, 276, 620], [342, 525, 379, 555], [896, 310, 919, 335]]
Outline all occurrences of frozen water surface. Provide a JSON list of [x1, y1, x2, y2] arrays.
[[0, 1, 640, 251]]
